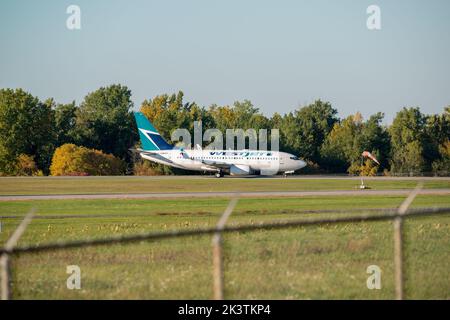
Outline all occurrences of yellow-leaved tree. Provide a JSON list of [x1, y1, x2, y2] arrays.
[[50, 144, 124, 176], [12, 154, 43, 176]]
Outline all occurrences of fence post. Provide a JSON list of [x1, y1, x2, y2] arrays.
[[0, 254, 11, 300], [394, 183, 423, 300], [212, 197, 238, 300], [0, 209, 35, 300]]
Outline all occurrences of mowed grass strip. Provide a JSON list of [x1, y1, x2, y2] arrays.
[[1, 194, 449, 299], [1, 195, 449, 245], [10, 216, 450, 299], [0, 176, 449, 195]]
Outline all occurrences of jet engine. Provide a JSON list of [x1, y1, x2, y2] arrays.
[[229, 164, 251, 175]]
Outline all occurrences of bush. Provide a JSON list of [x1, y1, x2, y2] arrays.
[[133, 160, 161, 176], [50, 144, 124, 176], [5, 154, 43, 176], [348, 159, 379, 176], [133, 159, 181, 176]]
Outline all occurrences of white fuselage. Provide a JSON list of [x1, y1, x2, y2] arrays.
[[139, 149, 307, 175]]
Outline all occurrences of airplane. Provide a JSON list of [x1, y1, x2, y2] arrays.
[[133, 112, 307, 177]]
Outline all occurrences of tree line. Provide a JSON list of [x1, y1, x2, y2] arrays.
[[0, 84, 448, 176]]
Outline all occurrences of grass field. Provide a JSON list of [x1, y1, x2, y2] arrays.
[[0, 176, 449, 195], [0, 177, 449, 299]]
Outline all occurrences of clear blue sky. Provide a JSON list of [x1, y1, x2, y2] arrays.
[[1, 0, 449, 123]]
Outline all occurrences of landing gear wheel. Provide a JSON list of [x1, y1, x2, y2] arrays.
[[215, 171, 225, 178]]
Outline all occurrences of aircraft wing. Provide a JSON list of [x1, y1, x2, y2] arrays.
[[201, 161, 232, 171], [144, 152, 176, 164]]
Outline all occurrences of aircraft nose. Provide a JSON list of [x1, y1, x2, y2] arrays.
[[297, 160, 307, 169]]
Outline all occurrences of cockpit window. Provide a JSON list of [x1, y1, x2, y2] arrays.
[[290, 156, 300, 160]]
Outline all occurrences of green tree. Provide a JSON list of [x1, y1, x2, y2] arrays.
[[431, 140, 450, 176], [207, 100, 265, 132], [287, 100, 338, 163], [320, 115, 360, 172], [425, 107, 450, 170], [320, 112, 389, 174], [426, 107, 450, 175], [140, 91, 210, 143], [278, 112, 300, 155], [74, 84, 137, 160], [206, 100, 269, 150], [54, 101, 77, 146], [0, 88, 56, 174], [389, 107, 427, 175], [360, 112, 390, 168]]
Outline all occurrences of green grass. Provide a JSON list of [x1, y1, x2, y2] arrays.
[[1, 194, 449, 299], [0, 176, 449, 195]]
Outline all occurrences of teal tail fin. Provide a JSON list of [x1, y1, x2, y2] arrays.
[[134, 112, 173, 151]]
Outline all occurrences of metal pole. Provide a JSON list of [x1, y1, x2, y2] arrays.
[[212, 197, 238, 300], [0, 209, 35, 300], [394, 183, 423, 300], [393, 216, 403, 300], [212, 234, 224, 300], [0, 254, 11, 300], [360, 156, 365, 189]]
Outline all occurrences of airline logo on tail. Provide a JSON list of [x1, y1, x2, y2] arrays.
[[134, 112, 173, 151]]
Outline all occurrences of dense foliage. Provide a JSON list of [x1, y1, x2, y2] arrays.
[[0, 86, 448, 176], [50, 144, 124, 176]]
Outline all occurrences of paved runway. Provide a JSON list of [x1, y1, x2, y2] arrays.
[[1, 175, 449, 180], [1, 188, 449, 201]]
